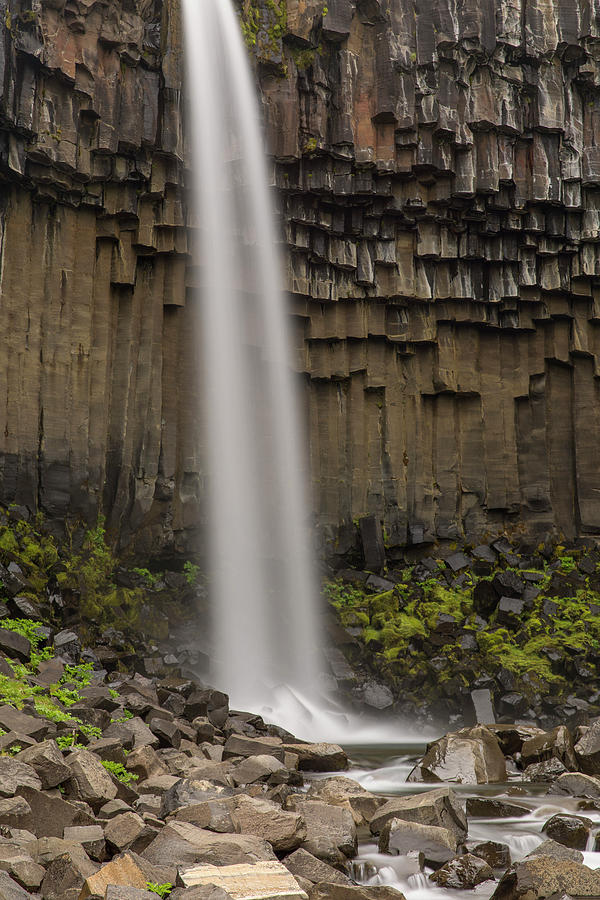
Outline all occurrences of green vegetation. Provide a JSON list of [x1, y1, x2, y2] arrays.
[[325, 543, 600, 709], [101, 760, 139, 785], [183, 560, 199, 586], [146, 884, 173, 899], [239, 0, 287, 56]]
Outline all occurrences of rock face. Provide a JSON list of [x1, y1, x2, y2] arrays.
[[4, 0, 600, 548]]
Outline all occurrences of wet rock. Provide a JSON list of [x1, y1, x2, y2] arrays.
[[527, 841, 584, 863], [552, 772, 600, 799], [491, 855, 600, 899], [407, 726, 506, 784], [574, 720, 600, 774], [466, 798, 530, 818], [283, 848, 352, 885], [470, 840, 511, 870], [522, 726, 577, 770], [16, 740, 71, 789], [542, 814, 592, 850], [309, 887, 405, 900], [379, 818, 459, 864], [369, 788, 466, 841], [286, 798, 356, 865], [430, 852, 494, 888], [280, 743, 348, 772], [522, 759, 568, 783]]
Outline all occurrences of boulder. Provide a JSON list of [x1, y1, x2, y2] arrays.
[[103, 811, 153, 854], [62, 825, 106, 861], [542, 815, 592, 850], [283, 849, 352, 886], [552, 772, 600, 799], [309, 885, 405, 900], [430, 853, 494, 888], [306, 777, 384, 825], [232, 755, 287, 786], [39, 850, 98, 900], [172, 798, 236, 833], [141, 821, 276, 867], [0, 629, 30, 663], [0, 760, 41, 797], [574, 721, 600, 774], [408, 726, 506, 784], [379, 818, 459, 864], [223, 735, 285, 761], [16, 740, 71, 789], [65, 749, 118, 809], [230, 795, 306, 853], [490, 856, 600, 899], [0, 707, 50, 740], [125, 745, 169, 780], [470, 840, 511, 870], [523, 759, 568, 783], [79, 850, 175, 900], [105, 888, 158, 900], [280, 743, 348, 772], [178, 860, 307, 899], [286, 799, 356, 865], [369, 788, 467, 841], [466, 798, 530, 818], [527, 841, 584, 863], [0, 870, 30, 900], [15, 786, 95, 838], [522, 727, 577, 770]]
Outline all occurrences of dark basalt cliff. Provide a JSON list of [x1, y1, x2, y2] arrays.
[[1, 0, 600, 554]]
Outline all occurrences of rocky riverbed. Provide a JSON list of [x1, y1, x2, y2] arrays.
[[0, 605, 597, 900]]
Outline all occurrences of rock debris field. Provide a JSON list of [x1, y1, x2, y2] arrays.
[[0, 619, 598, 900]]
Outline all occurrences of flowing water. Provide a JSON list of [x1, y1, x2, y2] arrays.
[[181, 0, 321, 719], [344, 743, 600, 899]]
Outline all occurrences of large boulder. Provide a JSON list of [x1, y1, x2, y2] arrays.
[[65, 749, 118, 809], [430, 853, 494, 888], [408, 726, 506, 784], [491, 856, 600, 899], [306, 777, 384, 825], [283, 849, 352, 886], [574, 721, 600, 774], [369, 788, 467, 841], [0, 760, 41, 797], [378, 818, 459, 864], [280, 743, 348, 772], [552, 772, 600, 799], [13, 787, 95, 838], [521, 727, 576, 771], [141, 821, 276, 868], [230, 795, 307, 853], [286, 799, 356, 865], [309, 885, 405, 900], [542, 814, 592, 850], [16, 740, 71, 789]]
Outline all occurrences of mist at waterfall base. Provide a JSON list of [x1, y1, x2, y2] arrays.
[[181, 0, 422, 745]]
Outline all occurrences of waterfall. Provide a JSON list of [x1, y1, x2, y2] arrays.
[[181, 0, 321, 723]]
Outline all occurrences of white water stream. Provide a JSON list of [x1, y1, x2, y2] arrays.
[[182, 0, 321, 720]]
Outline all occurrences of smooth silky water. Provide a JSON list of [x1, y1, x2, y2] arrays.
[[343, 743, 600, 899]]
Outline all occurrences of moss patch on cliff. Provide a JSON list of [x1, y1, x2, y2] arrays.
[[325, 544, 600, 716], [240, 0, 287, 56]]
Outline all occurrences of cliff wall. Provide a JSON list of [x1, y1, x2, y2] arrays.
[[1, 0, 600, 554]]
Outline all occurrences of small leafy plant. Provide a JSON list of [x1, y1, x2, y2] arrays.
[[146, 883, 173, 898], [101, 760, 139, 785]]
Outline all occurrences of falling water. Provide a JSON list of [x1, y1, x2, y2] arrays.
[[181, 0, 321, 721]]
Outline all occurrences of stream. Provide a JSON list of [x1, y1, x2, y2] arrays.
[[340, 741, 600, 899]]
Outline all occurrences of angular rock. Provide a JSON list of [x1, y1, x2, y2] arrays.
[[490, 856, 600, 899], [574, 721, 600, 775], [79, 850, 174, 900], [552, 772, 600, 799], [0, 760, 41, 797], [17, 740, 71, 788], [141, 821, 276, 868], [283, 848, 352, 886], [39, 850, 98, 900], [232, 755, 287, 786], [286, 799, 356, 865], [0, 871, 30, 900], [522, 727, 577, 770], [15, 785, 95, 838], [542, 814, 592, 850], [430, 853, 493, 888], [103, 811, 153, 854], [62, 824, 106, 861], [466, 798, 530, 818], [280, 743, 348, 772], [0, 707, 49, 741], [309, 887, 405, 900], [0, 630, 30, 663], [470, 840, 511, 870], [306, 777, 384, 825], [126, 745, 168, 781], [230, 795, 306, 853], [523, 759, 568, 783], [379, 818, 459, 864], [178, 860, 308, 899], [369, 788, 467, 841], [527, 841, 584, 863], [65, 749, 118, 809], [408, 726, 506, 784]]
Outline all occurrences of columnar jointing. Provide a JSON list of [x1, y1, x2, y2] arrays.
[[257, 0, 600, 550], [1, 0, 600, 553]]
